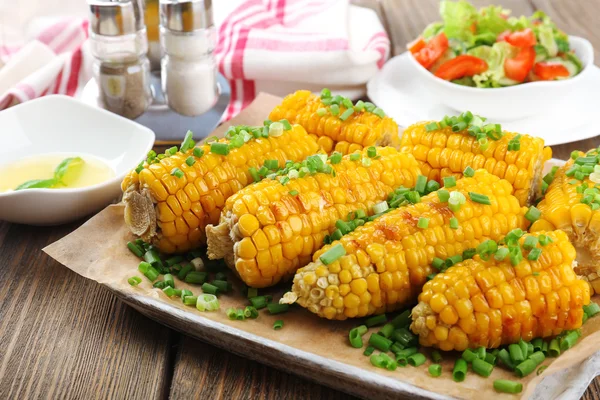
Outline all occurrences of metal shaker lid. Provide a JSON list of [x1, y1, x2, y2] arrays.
[[88, 0, 145, 36], [160, 0, 213, 32]]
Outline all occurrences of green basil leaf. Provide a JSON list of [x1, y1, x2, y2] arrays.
[[54, 157, 85, 185], [15, 178, 58, 191]]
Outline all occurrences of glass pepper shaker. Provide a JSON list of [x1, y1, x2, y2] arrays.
[[160, 0, 217, 117], [88, 0, 152, 120]]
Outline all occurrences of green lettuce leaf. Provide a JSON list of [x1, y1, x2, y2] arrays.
[[422, 22, 444, 39], [440, 0, 477, 42], [476, 5, 511, 35], [468, 42, 519, 88]]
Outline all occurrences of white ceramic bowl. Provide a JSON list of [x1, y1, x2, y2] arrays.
[[408, 36, 595, 120], [0, 95, 155, 225]]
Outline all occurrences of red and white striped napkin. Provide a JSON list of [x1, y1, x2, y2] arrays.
[[213, 0, 390, 120], [0, 18, 89, 110]]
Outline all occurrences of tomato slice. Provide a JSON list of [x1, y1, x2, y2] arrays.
[[504, 46, 536, 82], [434, 55, 488, 80], [499, 28, 537, 47], [533, 62, 570, 80], [412, 32, 449, 69], [408, 37, 426, 54]]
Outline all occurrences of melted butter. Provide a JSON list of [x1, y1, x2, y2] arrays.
[[0, 154, 114, 193]]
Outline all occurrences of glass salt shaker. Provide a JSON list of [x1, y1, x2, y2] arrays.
[[160, 0, 217, 117], [88, 0, 152, 119]]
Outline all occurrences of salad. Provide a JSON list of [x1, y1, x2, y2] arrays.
[[408, 0, 584, 87]]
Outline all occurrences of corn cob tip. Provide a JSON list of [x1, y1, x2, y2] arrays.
[[123, 185, 157, 241]]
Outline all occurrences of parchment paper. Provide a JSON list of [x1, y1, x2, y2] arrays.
[[43, 94, 600, 400]]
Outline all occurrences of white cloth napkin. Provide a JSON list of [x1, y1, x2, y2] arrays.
[[213, 0, 390, 119]]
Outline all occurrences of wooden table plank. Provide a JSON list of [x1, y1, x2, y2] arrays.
[[169, 335, 358, 400], [0, 221, 176, 400]]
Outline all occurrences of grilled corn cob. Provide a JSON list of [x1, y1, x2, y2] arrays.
[[121, 124, 320, 253], [205, 147, 421, 288], [399, 120, 551, 206], [283, 170, 528, 320], [269, 90, 400, 154], [411, 230, 590, 351], [531, 150, 600, 294]]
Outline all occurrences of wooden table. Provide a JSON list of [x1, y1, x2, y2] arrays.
[[1, 1, 599, 399]]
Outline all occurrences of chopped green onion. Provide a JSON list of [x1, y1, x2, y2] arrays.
[[363, 346, 375, 356], [370, 353, 397, 371], [472, 358, 494, 377], [426, 180, 440, 194], [249, 296, 268, 309], [267, 121, 284, 137], [584, 302, 600, 318], [365, 314, 387, 327], [508, 343, 524, 363], [196, 293, 219, 311], [468, 192, 491, 205], [349, 153, 360, 161], [340, 108, 354, 121], [183, 295, 198, 306], [494, 247, 509, 261], [267, 303, 289, 315], [528, 247, 542, 261], [525, 206, 541, 222], [164, 273, 175, 288], [226, 308, 237, 320], [329, 104, 340, 116], [153, 281, 165, 289], [211, 280, 230, 293], [368, 333, 392, 352], [316, 108, 327, 117], [493, 380, 522, 394], [415, 175, 427, 194], [167, 146, 178, 155], [372, 107, 385, 118], [425, 122, 439, 132], [452, 358, 467, 382], [462, 248, 477, 260], [201, 282, 219, 295], [559, 330, 580, 351], [329, 152, 342, 164], [367, 146, 377, 158], [372, 201, 389, 215], [378, 323, 395, 339], [171, 168, 184, 179], [523, 235, 539, 250], [445, 254, 462, 268], [431, 350, 442, 363], [405, 190, 421, 204], [319, 243, 345, 265], [127, 241, 144, 258], [462, 348, 478, 363], [432, 257, 445, 271], [128, 276, 142, 286], [244, 306, 259, 319], [485, 353, 497, 365], [463, 166, 475, 177], [549, 338, 560, 357], [449, 217, 459, 229], [362, 157, 371, 167], [288, 190, 299, 196], [443, 176, 456, 188], [407, 353, 426, 367], [417, 217, 429, 229], [538, 234, 553, 246], [185, 271, 207, 284], [428, 364, 442, 377], [349, 326, 367, 348], [162, 286, 176, 297], [264, 159, 279, 170], [279, 119, 292, 130], [273, 320, 284, 330], [498, 348, 515, 370], [210, 142, 230, 155], [390, 310, 411, 328], [515, 359, 537, 378], [437, 189, 450, 202], [249, 167, 260, 182]]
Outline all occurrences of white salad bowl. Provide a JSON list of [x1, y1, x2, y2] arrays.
[[408, 35, 595, 120], [0, 95, 155, 225]]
